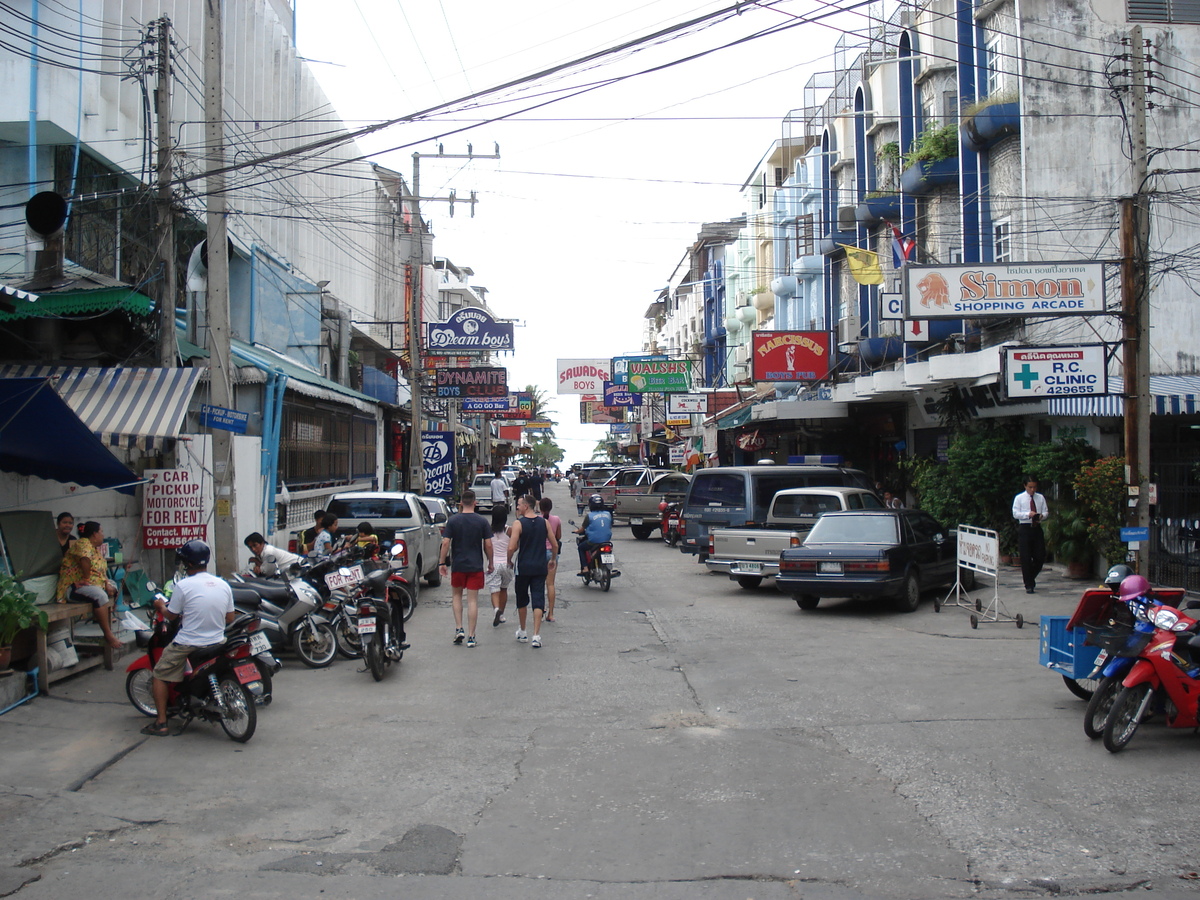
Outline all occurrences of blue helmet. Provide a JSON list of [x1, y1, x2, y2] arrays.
[[588, 494, 605, 511], [176, 539, 211, 568]]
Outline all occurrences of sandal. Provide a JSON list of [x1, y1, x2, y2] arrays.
[[140, 721, 170, 737]]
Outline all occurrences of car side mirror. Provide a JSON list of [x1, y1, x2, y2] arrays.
[[934, 534, 945, 543], [434, 512, 447, 524]]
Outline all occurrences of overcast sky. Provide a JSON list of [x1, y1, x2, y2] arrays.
[[295, 0, 864, 462]]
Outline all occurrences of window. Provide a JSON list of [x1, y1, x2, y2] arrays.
[[993, 220, 1011, 262], [689, 473, 746, 507], [1128, 0, 1200, 22], [985, 35, 1004, 95], [943, 90, 959, 122], [949, 246, 964, 264], [797, 214, 815, 257], [281, 400, 378, 489]]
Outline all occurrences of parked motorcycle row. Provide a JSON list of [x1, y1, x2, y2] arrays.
[[123, 543, 416, 741], [1050, 568, 1200, 753]]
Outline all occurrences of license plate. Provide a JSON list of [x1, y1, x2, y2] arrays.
[[630, 517, 643, 525], [818, 561, 843, 574], [233, 662, 261, 685], [249, 632, 271, 655], [740, 562, 762, 574], [600, 554, 615, 564], [357, 616, 377, 634], [668, 518, 679, 527], [325, 565, 364, 590]]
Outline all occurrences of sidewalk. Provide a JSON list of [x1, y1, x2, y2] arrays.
[[933, 560, 1096, 630]]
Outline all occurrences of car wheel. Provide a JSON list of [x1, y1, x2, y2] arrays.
[[631, 524, 655, 540], [794, 594, 819, 610], [894, 570, 921, 613], [959, 566, 976, 590]]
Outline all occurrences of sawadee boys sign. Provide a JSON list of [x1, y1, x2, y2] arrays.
[[903, 261, 1106, 319]]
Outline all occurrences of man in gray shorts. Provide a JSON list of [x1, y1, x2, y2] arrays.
[[141, 540, 235, 737]]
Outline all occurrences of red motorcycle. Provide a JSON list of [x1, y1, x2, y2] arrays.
[[658, 500, 681, 546], [125, 602, 264, 743], [1102, 597, 1200, 752]]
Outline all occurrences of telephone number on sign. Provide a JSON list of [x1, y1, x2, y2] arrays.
[[1043, 384, 1101, 395]]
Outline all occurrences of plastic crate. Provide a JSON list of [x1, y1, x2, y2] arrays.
[[1039, 615, 1102, 679]]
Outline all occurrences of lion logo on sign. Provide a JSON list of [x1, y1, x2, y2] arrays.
[[917, 272, 950, 308]]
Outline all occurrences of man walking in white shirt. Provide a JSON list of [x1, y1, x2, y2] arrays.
[[1012, 477, 1050, 593]]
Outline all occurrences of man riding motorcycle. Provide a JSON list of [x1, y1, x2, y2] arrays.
[[575, 494, 614, 576]]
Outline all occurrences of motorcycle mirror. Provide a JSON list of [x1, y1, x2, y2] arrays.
[[389, 545, 404, 558], [145, 581, 158, 592]]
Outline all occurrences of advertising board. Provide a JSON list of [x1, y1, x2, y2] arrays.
[[603, 382, 642, 407], [557, 359, 611, 395], [903, 261, 1107, 319], [668, 393, 707, 414], [142, 467, 210, 549], [424, 307, 514, 352], [421, 431, 455, 497], [434, 367, 507, 398], [1003, 345, 1107, 399], [751, 331, 831, 382], [611, 355, 668, 386], [626, 359, 692, 393]]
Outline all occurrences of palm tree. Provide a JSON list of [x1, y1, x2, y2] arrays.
[[524, 384, 557, 439]]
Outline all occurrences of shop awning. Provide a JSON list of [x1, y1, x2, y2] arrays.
[[1046, 375, 1200, 417], [0, 366, 201, 451], [0, 378, 139, 494], [0, 285, 154, 321]]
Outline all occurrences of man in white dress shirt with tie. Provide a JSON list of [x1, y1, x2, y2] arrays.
[[1012, 477, 1050, 593]]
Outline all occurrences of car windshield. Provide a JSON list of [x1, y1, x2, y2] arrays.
[[329, 498, 414, 520], [806, 515, 898, 544], [772, 494, 845, 518]]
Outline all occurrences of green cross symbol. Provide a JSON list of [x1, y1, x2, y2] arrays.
[[1014, 363, 1039, 389]]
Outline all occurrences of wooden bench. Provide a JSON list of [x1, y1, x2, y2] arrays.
[[33, 602, 115, 694]]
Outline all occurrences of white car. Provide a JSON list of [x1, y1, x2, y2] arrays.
[[327, 492, 443, 590]]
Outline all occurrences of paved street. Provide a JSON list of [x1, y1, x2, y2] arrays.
[[1, 481, 1198, 900]]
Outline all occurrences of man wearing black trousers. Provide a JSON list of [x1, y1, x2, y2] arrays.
[[1012, 477, 1050, 593]]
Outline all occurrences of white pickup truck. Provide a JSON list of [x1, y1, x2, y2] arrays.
[[705, 487, 884, 588]]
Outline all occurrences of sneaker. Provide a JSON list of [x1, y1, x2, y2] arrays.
[[453, 629, 465, 644], [493, 608, 504, 627], [515, 629, 528, 643], [531, 634, 542, 649], [466, 635, 476, 648]]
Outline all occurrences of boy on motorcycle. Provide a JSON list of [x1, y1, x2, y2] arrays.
[[576, 494, 613, 576]]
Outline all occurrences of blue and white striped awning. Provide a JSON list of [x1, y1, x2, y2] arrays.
[[1047, 375, 1200, 417], [0, 366, 201, 450]]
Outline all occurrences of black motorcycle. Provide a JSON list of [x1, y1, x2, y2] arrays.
[[227, 567, 337, 668], [353, 559, 412, 681]]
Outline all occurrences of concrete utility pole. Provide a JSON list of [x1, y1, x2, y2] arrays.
[[204, 0, 237, 574], [1121, 25, 1152, 571], [154, 16, 178, 369], [405, 144, 500, 495]]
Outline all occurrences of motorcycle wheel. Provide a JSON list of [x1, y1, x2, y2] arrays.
[[216, 675, 257, 743], [1102, 682, 1153, 753], [334, 614, 364, 660], [126, 668, 156, 717], [252, 658, 274, 706], [598, 563, 612, 592], [1083, 675, 1121, 739], [294, 620, 337, 668], [389, 582, 416, 623], [1063, 674, 1098, 701], [365, 629, 385, 682]]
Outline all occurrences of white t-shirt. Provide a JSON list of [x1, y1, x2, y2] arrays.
[[257, 543, 301, 576], [490, 477, 509, 503], [168, 572, 235, 646]]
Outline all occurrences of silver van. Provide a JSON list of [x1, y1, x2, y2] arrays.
[[678, 462, 876, 560]]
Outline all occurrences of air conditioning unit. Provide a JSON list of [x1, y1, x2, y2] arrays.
[[837, 206, 857, 231], [837, 315, 861, 344], [733, 343, 750, 371]]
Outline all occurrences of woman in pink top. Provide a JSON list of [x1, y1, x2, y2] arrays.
[[540, 497, 562, 622], [485, 507, 513, 627]]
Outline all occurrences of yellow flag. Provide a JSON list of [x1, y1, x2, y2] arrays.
[[840, 245, 884, 285]]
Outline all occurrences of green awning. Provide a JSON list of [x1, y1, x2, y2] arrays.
[[716, 405, 754, 430], [0, 286, 154, 322]]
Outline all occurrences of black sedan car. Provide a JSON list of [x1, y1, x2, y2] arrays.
[[775, 509, 972, 612]]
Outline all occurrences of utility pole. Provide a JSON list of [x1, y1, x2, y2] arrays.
[[204, 0, 237, 574], [404, 143, 500, 495], [154, 16, 178, 369], [1121, 26, 1152, 571]]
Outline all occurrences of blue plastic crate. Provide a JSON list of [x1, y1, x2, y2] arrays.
[[1039, 615, 1102, 678]]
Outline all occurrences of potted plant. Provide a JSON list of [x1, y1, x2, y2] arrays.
[[962, 89, 1020, 153], [900, 124, 959, 195], [1045, 503, 1094, 578], [0, 572, 48, 671]]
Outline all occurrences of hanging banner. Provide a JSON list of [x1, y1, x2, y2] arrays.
[[581, 402, 623, 424], [142, 467, 210, 549], [497, 425, 524, 442], [557, 359, 611, 394], [421, 431, 455, 497], [627, 359, 692, 393], [751, 331, 831, 382], [668, 393, 707, 415], [434, 366, 507, 398], [611, 354, 668, 386], [603, 382, 642, 407], [424, 307, 514, 352], [903, 261, 1107, 319], [1003, 345, 1108, 399]]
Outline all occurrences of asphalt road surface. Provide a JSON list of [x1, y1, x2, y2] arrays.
[[2, 479, 1199, 900]]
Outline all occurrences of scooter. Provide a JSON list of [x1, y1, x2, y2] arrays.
[[124, 600, 263, 742], [577, 537, 619, 592], [352, 559, 412, 682], [1101, 597, 1200, 752], [658, 500, 681, 546], [227, 567, 337, 668]]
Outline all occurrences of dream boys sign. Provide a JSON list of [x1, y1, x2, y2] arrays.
[[425, 307, 514, 352], [421, 431, 455, 497]]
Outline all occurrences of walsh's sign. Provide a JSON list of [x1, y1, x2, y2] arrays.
[[751, 331, 830, 382], [611, 354, 667, 386], [627, 359, 692, 393], [425, 307, 514, 352], [903, 261, 1107, 319]]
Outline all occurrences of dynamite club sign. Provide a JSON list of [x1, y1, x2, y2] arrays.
[[751, 331, 831, 382], [434, 366, 507, 398]]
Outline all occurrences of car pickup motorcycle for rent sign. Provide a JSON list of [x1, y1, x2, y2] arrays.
[[142, 467, 211, 549]]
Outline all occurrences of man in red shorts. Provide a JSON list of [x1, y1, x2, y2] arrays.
[[438, 489, 493, 648]]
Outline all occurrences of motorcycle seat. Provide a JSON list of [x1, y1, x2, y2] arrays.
[[232, 579, 291, 604], [231, 586, 266, 609], [187, 643, 227, 666]]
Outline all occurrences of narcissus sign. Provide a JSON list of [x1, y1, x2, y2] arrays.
[[751, 331, 831, 382]]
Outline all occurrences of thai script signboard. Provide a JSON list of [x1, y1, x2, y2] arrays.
[[903, 261, 1107, 319], [421, 431, 455, 497], [425, 307, 514, 352], [1004, 345, 1107, 399], [434, 366, 507, 398], [751, 331, 831, 382], [557, 359, 610, 394]]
